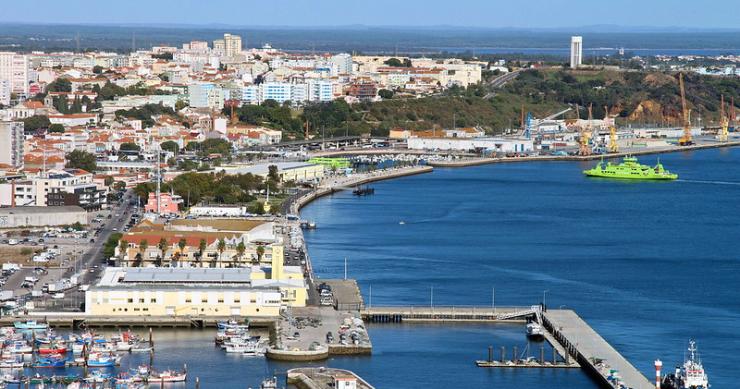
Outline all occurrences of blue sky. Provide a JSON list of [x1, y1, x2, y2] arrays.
[[1, 0, 737, 28]]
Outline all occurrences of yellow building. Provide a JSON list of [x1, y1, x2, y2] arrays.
[[86, 246, 307, 317]]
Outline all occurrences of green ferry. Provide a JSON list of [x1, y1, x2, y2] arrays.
[[583, 156, 678, 180]]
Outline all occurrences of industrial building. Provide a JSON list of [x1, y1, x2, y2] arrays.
[[0, 206, 87, 229], [87, 245, 308, 317], [407, 137, 534, 153]]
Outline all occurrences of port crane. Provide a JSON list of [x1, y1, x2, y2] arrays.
[[678, 73, 694, 146], [605, 106, 619, 153], [718, 95, 729, 142], [578, 104, 593, 156]]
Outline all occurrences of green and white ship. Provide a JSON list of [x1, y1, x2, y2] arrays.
[[583, 156, 678, 180]]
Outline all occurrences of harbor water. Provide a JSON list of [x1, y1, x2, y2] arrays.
[[300, 147, 740, 388], [12, 148, 738, 388]]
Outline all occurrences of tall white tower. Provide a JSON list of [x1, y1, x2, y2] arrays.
[[570, 36, 583, 68]]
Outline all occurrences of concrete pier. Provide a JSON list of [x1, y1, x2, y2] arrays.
[[543, 310, 653, 389], [362, 305, 538, 323]]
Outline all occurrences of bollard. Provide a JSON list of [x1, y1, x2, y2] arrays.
[[149, 327, 154, 348], [488, 346, 493, 363], [513, 346, 518, 362], [500, 346, 505, 363], [540, 345, 545, 364]]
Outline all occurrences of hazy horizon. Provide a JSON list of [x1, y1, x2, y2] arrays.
[[2, 0, 740, 29]]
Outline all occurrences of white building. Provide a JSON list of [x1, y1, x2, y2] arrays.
[[188, 83, 227, 110], [330, 53, 353, 75], [407, 137, 534, 153], [0, 121, 23, 169], [570, 36, 583, 68], [0, 79, 10, 106], [0, 52, 29, 96]]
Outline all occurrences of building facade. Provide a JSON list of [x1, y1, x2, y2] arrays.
[[0, 52, 29, 96], [570, 36, 583, 68], [0, 121, 23, 169]]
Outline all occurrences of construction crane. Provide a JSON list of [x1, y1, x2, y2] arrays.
[[678, 73, 694, 146], [718, 95, 729, 142], [731, 97, 736, 133], [578, 104, 592, 156], [605, 106, 619, 153]]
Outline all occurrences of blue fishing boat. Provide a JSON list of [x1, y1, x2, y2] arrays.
[[34, 357, 66, 368]]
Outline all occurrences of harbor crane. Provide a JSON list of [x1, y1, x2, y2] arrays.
[[578, 104, 593, 156], [605, 106, 619, 153], [718, 95, 729, 142], [678, 73, 694, 146]]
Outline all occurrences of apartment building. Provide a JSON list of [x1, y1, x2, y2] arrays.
[[0, 52, 29, 96], [0, 121, 24, 169], [0, 169, 106, 210]]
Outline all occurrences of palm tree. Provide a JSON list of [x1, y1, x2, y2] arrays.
[[157, 237, 168, 267], [118, 240, 129, 266], [216, 238, 226, 268], [138, 239, 148, 267], [235, 241, 246, 268], [255, 245, 265, 265], [177, 238, 187, 266], [197, 238, 207, 268]]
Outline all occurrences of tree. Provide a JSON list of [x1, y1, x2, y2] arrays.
[[197, 238, 207, 267], [378, 89, 394, 99], [138, 239, 148, 267], [104, 176, 115, 187], [92, 65, 104, 74], [65, 150, 97, 172], [46, 78, 72, 93], [217, 238, 226, 268], [178, 238, 187, 255], [175, 100, 187, 111], [235, 241, 246, 268], [157, 237, 169, 267], [160, 141, 179, 155], [119, 240, 129, 264], [255, 245, 265, 265], [267, 165, 280, 182], [114, 181, 127, 191], [119, 142, 141, 152], [22, 115, 51, 133], [384, 58, 404, 67], [48, 123, 65, 133]]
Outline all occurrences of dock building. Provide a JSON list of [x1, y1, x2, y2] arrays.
[[87, 245, 307, 317]]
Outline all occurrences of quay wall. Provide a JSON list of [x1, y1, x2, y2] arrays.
[[427, 141, 740, 167]]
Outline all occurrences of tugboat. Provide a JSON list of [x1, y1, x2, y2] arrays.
[[583, 156, 678, 180], [352, 185, 375, 196], [661, 340, 710, 389]]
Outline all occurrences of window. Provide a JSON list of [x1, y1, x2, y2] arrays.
[[234, 299, 240, 303], [133, 308, 140, 312], [143, 308, 149, 312], [139, 298, 145, 303], [185, 299, 192, 303], [127, 298, 133, 303], [218, 299, 224, 303]]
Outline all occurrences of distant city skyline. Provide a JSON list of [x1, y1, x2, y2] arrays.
[[1, 0, 739, 29]]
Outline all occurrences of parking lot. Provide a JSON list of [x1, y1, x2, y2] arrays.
[[0, 189, 138, 313]]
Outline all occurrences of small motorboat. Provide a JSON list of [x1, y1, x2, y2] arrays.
[[151, 370, 187, 382], [0, 356, 24, 369], [7, 341, 32, 354], [130, 342, 153, 353], [526, 322, 545, 341]]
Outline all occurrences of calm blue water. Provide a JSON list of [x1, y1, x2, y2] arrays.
[[17, 149, 737, 388], [300, 147, 740, 388]]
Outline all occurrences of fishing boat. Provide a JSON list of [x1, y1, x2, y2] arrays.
[[33, 357, 66, 368], [150, 369, 187, 382], [7, 341, 32, 354], [525, 322, 545, 341], [87, 353, 118, 367], [13, 321, 48, 330], [130, 342, 153, 353], [38, 344, 67, 355], [217, 319, 249, 332], [583, 156, 678, 180], [0, 356, 24, 369]]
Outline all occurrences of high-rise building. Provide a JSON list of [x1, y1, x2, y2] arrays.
[[0, 52, 29, 96], [223, 33, 243, 58], [0, 79, 10, 106], [214, 34, 242, 58], [570, 36, 583, 68], [330, 53, 353, 75], [0, 121, 23, 169]]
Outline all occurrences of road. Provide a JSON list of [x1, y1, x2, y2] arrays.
[[484, 70, 522, 99]]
